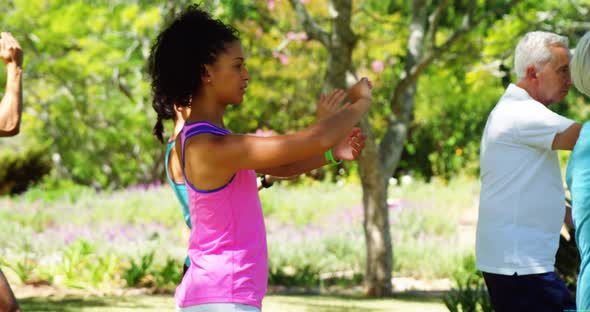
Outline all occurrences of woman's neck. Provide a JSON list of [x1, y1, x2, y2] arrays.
[[186, 92, 226, 128]]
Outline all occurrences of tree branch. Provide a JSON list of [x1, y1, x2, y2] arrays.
[[357, 6, 406, 27], [427, 0, 449, 51], [401, 0, 522, 103], [380, 0, 522, 176], [287, 0, 330, 46]]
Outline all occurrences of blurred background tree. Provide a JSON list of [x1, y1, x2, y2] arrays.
[[1, 0, 589, 298]]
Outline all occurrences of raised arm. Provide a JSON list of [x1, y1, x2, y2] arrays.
[[184, 78, 372, 189], [258, 89, 361, 177], [0, 32, 23, 137]]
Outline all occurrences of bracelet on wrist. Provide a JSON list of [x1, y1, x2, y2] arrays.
[[324, 149, 342, 166], [260, 175, 274, 188]]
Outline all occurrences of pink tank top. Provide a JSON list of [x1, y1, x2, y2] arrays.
[[175, 121, 268, 309]]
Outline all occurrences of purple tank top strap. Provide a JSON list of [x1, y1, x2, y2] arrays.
[[180, 121, 230, 168], [179, 121, 232, 193]]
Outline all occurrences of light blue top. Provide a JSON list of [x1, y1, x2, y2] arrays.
[[165, 141, 191, 229], [165, 141, 191, 268], [566, 122, 590, 309]]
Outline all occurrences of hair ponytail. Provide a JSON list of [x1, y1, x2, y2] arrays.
[[153, 115, 165, 144]]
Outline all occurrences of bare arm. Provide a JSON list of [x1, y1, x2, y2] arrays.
[[202, 101, 367, 169], [258, 128, 365, 177], [259, 154, 327, 177], [173, 140, 280, 192], [185, 79, 372, 190], [258, 89, 357, 177], [199, 79, 370, 170], [0, 33, 23, 137], [552, 123, 581, 151]]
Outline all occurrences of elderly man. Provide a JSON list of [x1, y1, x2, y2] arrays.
[[476, 31, 581, 311], [0, 31, 23, 312]]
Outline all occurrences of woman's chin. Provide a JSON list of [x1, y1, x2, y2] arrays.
[[234, 97, 245, 105]]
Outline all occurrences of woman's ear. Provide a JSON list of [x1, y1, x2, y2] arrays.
[[202, 65, 212, 84]]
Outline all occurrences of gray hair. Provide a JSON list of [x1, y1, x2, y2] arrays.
[[514, 31, 569, 81], [572, 32, 590, 97]]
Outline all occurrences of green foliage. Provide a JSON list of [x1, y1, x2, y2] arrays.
[[19, 175, 93, 203], [268, 264, 321, 290], [398, 66, 504, 179], [258, 181, 361, 226], [60, 239, 97, 287], [0, 147, 52, 195], [225, 2, 327, 135], [122, 253, 184, 291], [389, 175, 477, 278], [1, 1, 165, 189], [0, 177, 478, 291], [0, 0, 586, 193], [443, 254, 493, 312], [123, 252, 155, 288], [9, 240, 36, 284], [154, 257, 184, 290]]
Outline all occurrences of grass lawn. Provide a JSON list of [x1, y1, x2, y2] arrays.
[[18, 294, 447, 312]]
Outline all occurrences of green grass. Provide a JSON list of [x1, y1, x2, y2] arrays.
[[259, 180, 362, 226], [18, 294, 447, 312], [1, 174, 478, 292]]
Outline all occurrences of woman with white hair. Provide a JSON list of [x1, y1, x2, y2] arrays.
[[566, 31, 590, 310]]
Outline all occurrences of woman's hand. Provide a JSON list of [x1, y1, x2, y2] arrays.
[[316, 89, 350, 120], [347, 77, 372, 103], [332, 127, 366, 161]]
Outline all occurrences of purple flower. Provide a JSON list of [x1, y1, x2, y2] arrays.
[[64, 231, 77, 245]]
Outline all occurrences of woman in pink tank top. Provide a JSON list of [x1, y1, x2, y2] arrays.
[[148, 5, 373, 311]]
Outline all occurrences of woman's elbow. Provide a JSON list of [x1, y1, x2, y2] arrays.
[[0, 123, 20, 137]]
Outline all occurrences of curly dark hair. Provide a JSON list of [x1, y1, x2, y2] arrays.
[[148, 4, 239, 143]]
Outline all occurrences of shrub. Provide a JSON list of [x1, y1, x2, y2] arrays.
[[123, 252, 155, 288], [0, 147, 52, 195], [397, 67, 503, 180], [443, 254, 493, 312]]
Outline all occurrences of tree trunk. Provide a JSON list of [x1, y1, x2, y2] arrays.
[[322, 0, 355, 92], [358, 117, 392, 296], [289, 0, 518, 298], [358, 0, 426, 297]]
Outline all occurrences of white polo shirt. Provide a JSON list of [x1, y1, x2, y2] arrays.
[[476, 83, 575, 275]]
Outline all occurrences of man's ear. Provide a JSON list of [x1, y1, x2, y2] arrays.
[[526, 65, 538, 81]]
